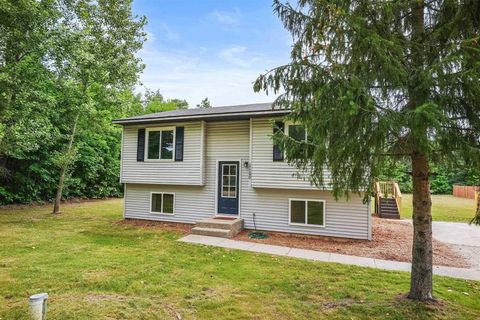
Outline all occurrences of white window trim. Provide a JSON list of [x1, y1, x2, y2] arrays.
[[221, 163, 238, 199], [288, 198, 326, 228], [285, 122, 308, 142], [145, 126, 176, 161], [150, 192, 175, 215]]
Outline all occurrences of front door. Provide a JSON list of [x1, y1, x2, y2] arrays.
[[217, 161, 239, 215]]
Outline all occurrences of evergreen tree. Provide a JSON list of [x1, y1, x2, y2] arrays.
[[255, 0, 480, 301]]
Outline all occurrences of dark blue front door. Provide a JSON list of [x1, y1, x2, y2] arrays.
[[217, 161, 239, 215]]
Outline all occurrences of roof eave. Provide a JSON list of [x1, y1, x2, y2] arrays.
[[112, 110, 290, 125]]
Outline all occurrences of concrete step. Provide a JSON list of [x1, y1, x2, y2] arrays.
[[192, 218, 244, 238], [191, 227, 232, 238], [195, 218, 243, 232]]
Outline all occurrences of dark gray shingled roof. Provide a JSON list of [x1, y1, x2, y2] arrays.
[[112, 102, 289, 124]]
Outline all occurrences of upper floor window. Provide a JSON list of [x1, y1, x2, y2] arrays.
[[287, 124, 307, 142], [273, 122, 309, 162], [146, 127, 175, 160]]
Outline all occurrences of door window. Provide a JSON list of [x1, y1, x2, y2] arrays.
[[221, 164, 237, 198]]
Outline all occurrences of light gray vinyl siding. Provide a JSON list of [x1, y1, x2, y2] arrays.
[[124, 183, 369, 239], [121, 121, 204, 185], [124, 120, 251, 223], [125, 184, 212, 223], [250, 118, 332, 189], [206, 120, 251, 215], [240, 189, 369, 239], [124, 119, 370, 239]]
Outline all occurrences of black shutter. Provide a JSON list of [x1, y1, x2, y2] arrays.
[[137, 128, 145, 162], [273, 121, 284, 161], [175, 127, 184, 161]]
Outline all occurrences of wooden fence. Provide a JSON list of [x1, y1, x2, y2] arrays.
[[453, 185, 480, 199]]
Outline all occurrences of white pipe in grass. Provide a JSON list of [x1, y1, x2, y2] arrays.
[[29, 293, 48, 320]]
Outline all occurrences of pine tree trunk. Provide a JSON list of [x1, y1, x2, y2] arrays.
[[406, 0, 435, 301], [408, 152, 434, 301], [52, 112, 80, 214]]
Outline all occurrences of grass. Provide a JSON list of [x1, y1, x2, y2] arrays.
[[0, 199, 479, 319], [401, 194, 476, 223]]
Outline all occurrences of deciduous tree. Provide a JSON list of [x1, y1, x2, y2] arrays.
[[197, 97, 212, 108], [0, 0, 60, 180], [144, 89, 189, 113], [51, 0, 146, 214]]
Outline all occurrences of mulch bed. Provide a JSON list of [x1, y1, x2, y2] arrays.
[[234, 217, 469, 268], [117, 217, 467, 268], [115, 218, 192, 234]]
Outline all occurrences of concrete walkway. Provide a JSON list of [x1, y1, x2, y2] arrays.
[[179, 234, 480, 281]]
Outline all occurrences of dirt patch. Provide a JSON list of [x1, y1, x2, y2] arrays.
[[322, 299, 365, 310], [85, 293, 127, 303], [164, 304, 182, 320], [394, 293, 447, 311], [234, 217, 469, 268], [115, 218, 192, 234]]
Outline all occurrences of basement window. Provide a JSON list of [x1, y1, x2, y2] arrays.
[[150, 192, 175, 215], [289, 199, 325, 227]]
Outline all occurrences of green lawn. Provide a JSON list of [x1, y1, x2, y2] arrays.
[[1, 199, 479, 319], [400, 194, 476, 222]]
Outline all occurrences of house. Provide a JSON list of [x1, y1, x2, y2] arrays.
[[113, 103, 372, 240]]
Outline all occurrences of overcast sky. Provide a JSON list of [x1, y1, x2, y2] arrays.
[[132, 0, 292, 107]]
